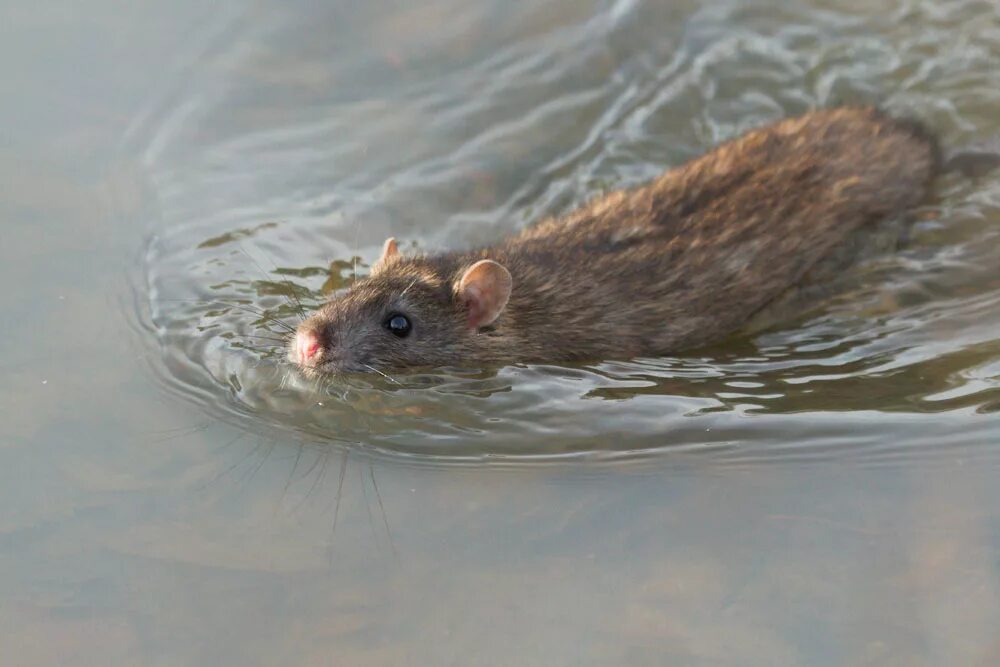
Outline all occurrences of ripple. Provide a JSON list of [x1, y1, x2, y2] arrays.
[[133, 0, 1000, 465]]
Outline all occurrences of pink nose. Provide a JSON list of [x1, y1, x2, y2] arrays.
[[294, 330, 321, 365]]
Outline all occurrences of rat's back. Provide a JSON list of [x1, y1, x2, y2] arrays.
[[496, 107, 939, 358]]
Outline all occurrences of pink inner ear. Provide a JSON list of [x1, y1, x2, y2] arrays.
[[372, 237, 399, 273], [458, 260, 512, 329], [464, 285, 487, 327], [381, 237, 398, 259]]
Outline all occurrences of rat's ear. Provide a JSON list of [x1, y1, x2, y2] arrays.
[[457, 259, 512, 329], [371, 237, 400, 274]]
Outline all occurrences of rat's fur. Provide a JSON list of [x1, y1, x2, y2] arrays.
[[293, 107, 939, 374]]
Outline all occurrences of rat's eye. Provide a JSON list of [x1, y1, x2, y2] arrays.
[[385, 313, 412, 338]]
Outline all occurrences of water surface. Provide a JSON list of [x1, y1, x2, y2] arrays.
[[2, 0, 999, 664]]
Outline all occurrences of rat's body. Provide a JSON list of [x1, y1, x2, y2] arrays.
[[292, 107, 939, 374]]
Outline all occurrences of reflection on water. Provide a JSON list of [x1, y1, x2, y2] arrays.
[[1, 0, 999, 664]]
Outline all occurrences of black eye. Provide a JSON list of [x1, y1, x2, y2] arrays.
[[385, 313, 411, 338]]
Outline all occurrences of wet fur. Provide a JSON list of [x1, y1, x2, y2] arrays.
[[296, 107, 939, 373]]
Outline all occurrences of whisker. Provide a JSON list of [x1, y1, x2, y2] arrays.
[[240, 245, 309, 323], [363, 363, 402, 385], [214, 304, 297, 332], [370, 463, 398, 561], [274, 443, 306, 518], [236, 334, 291, 343], [359, 465, 379, 547], [233, 435, 275, 487], [328, 449, 349, 566], [160, 298, 299, 332], [196, 430, 259, 491], [292, 446, 328, 515], [235, 347, 282, 356], [399, 277, 418, 297]]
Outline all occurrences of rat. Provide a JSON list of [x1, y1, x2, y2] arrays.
[[290, 106, 941, 375]]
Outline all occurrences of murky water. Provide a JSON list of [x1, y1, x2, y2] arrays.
[[2, 0, 999, 664]]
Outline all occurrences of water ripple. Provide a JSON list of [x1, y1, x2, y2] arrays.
[[134, 0, 1000, 465]]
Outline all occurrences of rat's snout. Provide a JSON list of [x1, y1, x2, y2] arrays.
[[293, 328, 321, 366]]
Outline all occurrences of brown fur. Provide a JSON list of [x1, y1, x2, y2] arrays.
[[293, 107, 939, 374]]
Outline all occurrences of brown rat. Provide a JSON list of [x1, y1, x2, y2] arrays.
[[291, 107, 940, 375]]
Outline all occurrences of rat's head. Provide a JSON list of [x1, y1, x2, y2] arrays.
[[290, 238, 512, 375]]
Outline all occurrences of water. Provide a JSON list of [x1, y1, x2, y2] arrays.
[[2, 0, 999, 663]]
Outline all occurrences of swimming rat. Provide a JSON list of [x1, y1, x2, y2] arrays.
[[291, 107, 940, 375]]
